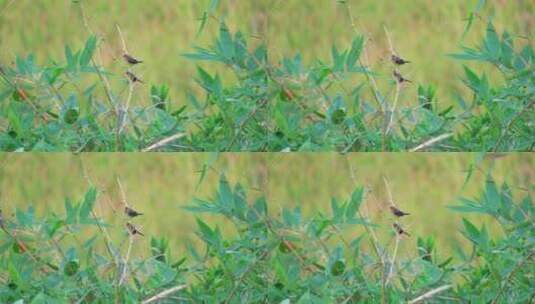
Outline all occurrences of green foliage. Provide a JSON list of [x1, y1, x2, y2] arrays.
[[1, 175, 533, 302], [449, 178, 535, 302], [0, 10, 533, 151], [450, 21, 535, 151]]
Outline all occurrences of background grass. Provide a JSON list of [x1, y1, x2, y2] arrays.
[[0, 153, 533, 256], [0, 0, 533, 108]]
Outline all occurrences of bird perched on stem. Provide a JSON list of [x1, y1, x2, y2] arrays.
[[123, 53, 143, 65], [393, 70, 412, 84], [391, 54, 410, 65], [390, 206, 410, 217], [125, 71, 144, 84], [124, 206, 143, 218], [126, 222, 144, 236], [393, 223, 410, 237]]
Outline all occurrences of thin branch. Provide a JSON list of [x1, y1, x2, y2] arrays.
[[385, 82, 401, 137], [116, 24, 128, 54], [117, 82, 134, 137], [408, 285, 453, 304], [341, 1, 384, 111], [76, 1, 122, 151], [383, 25, 402, 143], [383, 25, 395, 55], [345, 157, 383, 264], [116, 177, 128, 207], [76, 1, 94, 35], [77, 157, 118, 262], [382, 176, 394, 206], [409, 133, 454, 152], [118, 235, 134, 286], [142, 133, 188, 152], [385, 235, 400, 286], [142, 285, 188, 304]]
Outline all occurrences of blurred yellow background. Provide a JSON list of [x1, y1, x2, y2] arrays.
[[0, 153, 533, 255], [1, 0, 533, 107]]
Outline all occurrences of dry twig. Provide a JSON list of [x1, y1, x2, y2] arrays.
[[142, 285, 188, 304]]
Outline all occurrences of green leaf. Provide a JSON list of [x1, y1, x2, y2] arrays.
[[65, 45, 76, 70], [331, 197, 345, 223], [282, 207, 301, 227], [217, 22, 234, 61], [64, 260, 80, 276], [7, 105, 23, 137], [195, 218, 219, 247], [331, 45, 347, 72], [273, 257, 289, 286], [79, 187, 97, 220], [64, 108, 79, 124], [462, 13, 475, 40], [462, 0, 486, 39], [80, 35, 97, 67], [274, 107, 290, 135], [196, 152, 219, 191], [46, 218, 65, 238], [183, 47, 220, 62], [16, 207, 35, 227], [345, 187, 363, 220], [0, 238, 13, 255], [253, 197, 268, 217], [197, 12, 208, 37], [449, 47, 485, 61], [208, 0, 221, 13], [448, 204, 485, 213], [45, 67, 65, 85], [64, 197, 78, 224], [8, 260, 23, 288], [346, 36, 364, 70], [463, 65, 480, 90], [296, 291, 314, 304], [461, 218, 480, 244], [484, 21, 501, 60], [483, 177, 500, 213], [217, 174, 233, 208], [331, 109, 346, 124]]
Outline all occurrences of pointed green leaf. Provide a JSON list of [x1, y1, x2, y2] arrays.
[[79, 187, 97, 220], [80, 35, 97, 67]]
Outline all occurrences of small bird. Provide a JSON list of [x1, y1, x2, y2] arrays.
[[124, 206, 143, 218], [123, 54, 143, 65], [125, 71, 144, 84], [391, 54, 410, 65], [126, 222, 144, 236], [390, 206, 410, 217], [393, 70, 412, 84], [393, 223, 410, 237]]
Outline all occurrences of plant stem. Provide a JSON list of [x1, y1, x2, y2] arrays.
[[142, 285, 188, 304], [409, 133, 454, 152], [408, 285, 453, 304]]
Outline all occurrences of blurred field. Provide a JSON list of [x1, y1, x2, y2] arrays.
[[0, 153, 533, 255], [0, 0, 533, 107]]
